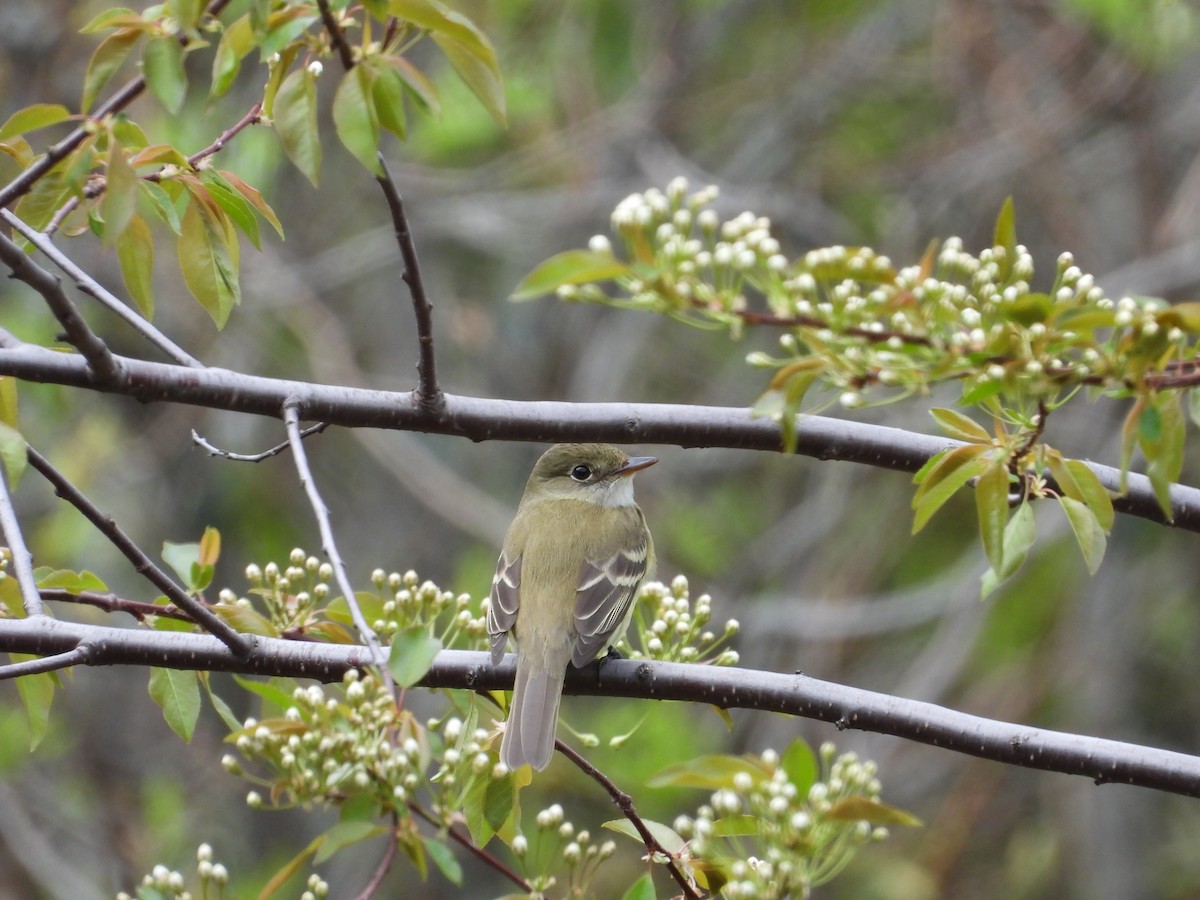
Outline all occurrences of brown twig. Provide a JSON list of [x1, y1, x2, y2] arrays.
[[409, 803, 533, 893], [377, 155, 443, 412], [555, 740, 700, 899], [186, 101, 263, 169], [39, 588, 195, 623], [317, 0, 356, 71], [25, 445, 253, 656], [352, 813, 399, 900], [191, 422, 328, 462]]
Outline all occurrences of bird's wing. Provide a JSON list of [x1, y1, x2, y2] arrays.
[[487, 551, 521, 665], [571, 531, 651, 668]]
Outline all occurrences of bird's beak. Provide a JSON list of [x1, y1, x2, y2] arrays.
[[616, 455, 657, 476]]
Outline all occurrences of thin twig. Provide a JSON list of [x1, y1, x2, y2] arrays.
[[0, 646, 91, 678], [0, 209, 202, 368], [377, 155, 442, 412], [0, 463, 43, 617], [317, 0, 356, 70], [555, 740, 700, 899], [38, 588, 195, 623], [409, 803, 532, 892], [192, 422, 328, 462], [25, 445, 253, 656], [352, 813, 399, 900], [186, 102, 263, 169], [0, 229, 120, 380], [282, 402, 390, 681]]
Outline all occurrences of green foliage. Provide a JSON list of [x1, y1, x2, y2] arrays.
[[650, 740, 918, 898], [516, 180, 1200, 592], [0, 0, 505, 328]]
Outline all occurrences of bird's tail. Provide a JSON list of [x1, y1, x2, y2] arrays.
[[501, 655, 565, 771]]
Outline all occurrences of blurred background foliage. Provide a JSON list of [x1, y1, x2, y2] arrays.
[[3, 0, 1200, 897]]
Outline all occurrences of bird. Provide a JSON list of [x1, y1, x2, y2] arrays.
[[488, 443, 656, 771]]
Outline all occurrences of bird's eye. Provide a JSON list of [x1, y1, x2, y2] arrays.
[[570, 464, 592, 482]]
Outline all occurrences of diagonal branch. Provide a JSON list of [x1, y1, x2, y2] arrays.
[[377, 155, 442, 412], [25, 445, 253, 656], [282, 402, 390, 678], [317, 0, 356, 71], [0, 209, 201, 368], [0, 336, 1196, 533], [0, 621, 1197, 799], [0, 462, 43, 617], [0, 229, 120, 381], [557, 740, 700, 898]]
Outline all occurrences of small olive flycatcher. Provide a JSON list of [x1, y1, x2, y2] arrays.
[[488, 443, 656, 771]]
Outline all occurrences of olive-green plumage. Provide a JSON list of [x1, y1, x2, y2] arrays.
[[488, 444, 656, 771]]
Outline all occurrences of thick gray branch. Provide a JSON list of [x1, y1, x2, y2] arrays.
[[0, 617, 1196, 797], [0, 338, 1196, 531]]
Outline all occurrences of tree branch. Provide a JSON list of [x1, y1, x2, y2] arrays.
[[0, 464, 43, 617], [377, 155, 442, 412], [317, 0, 356, 71], [282, 402, 390, 680], [0, 209, 200, 368], [556, 740, 699, 899], [25, 445, 253, 656], [192, 422, 328, 462], [0, 336, 1196, 532], [0, 619, 1196, 798], [0, 229, 120, 380]]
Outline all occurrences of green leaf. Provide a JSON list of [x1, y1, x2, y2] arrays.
[[602, 818, 687, 854], [274, 66, 322, 186], [82, 28, 143, 113], [101, 139, 139, 242], [388, 627, 443, 687], [423, 837, 463, 886], [34, 567, 107, 592], [976, 462, 1010, 573], [512, 249, 630, 300], [1046, 452, 1115, 532], [826, 796, 922, 827], [780, 738, 817, 795], [621, 873, 658, 900], [431, 32, 507, 127], [389, 0, 505, 124], [201, 169, 261, 249], [0, 422, 27, 490], [1140, 391, 1184, 519], [201, 677, 242, 731], [13, 662, 54, 750], [161, 540, 199, 586], [647, 754, 768, 790], [232, 675, 296, 714], [143, 36, 188, 113], [80, 8, 141, 33], [0, 377, 18, 428], [116, 214, 155, 318], [0, 104, 71, 142], [333, 66, 383, 175], [910, 444, 991, 533], [212, 603, 279, 637], [218, 170, 284, 239], [980, 498, 1036, 599], [168, 0, 203, 30], [148, 667, 200, 741], [992, 195, 1016, 282], [211, 14, 255, 97], [387, 54, 440, 115], [178, 192, 240, 327], [370, 59, 409, 140], [139, 180, 182, 235], [930, 407, 991, 443], [710, 814, 762, 837], [314, 820, 385, 864], [1059, 495, 1106, 575]]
